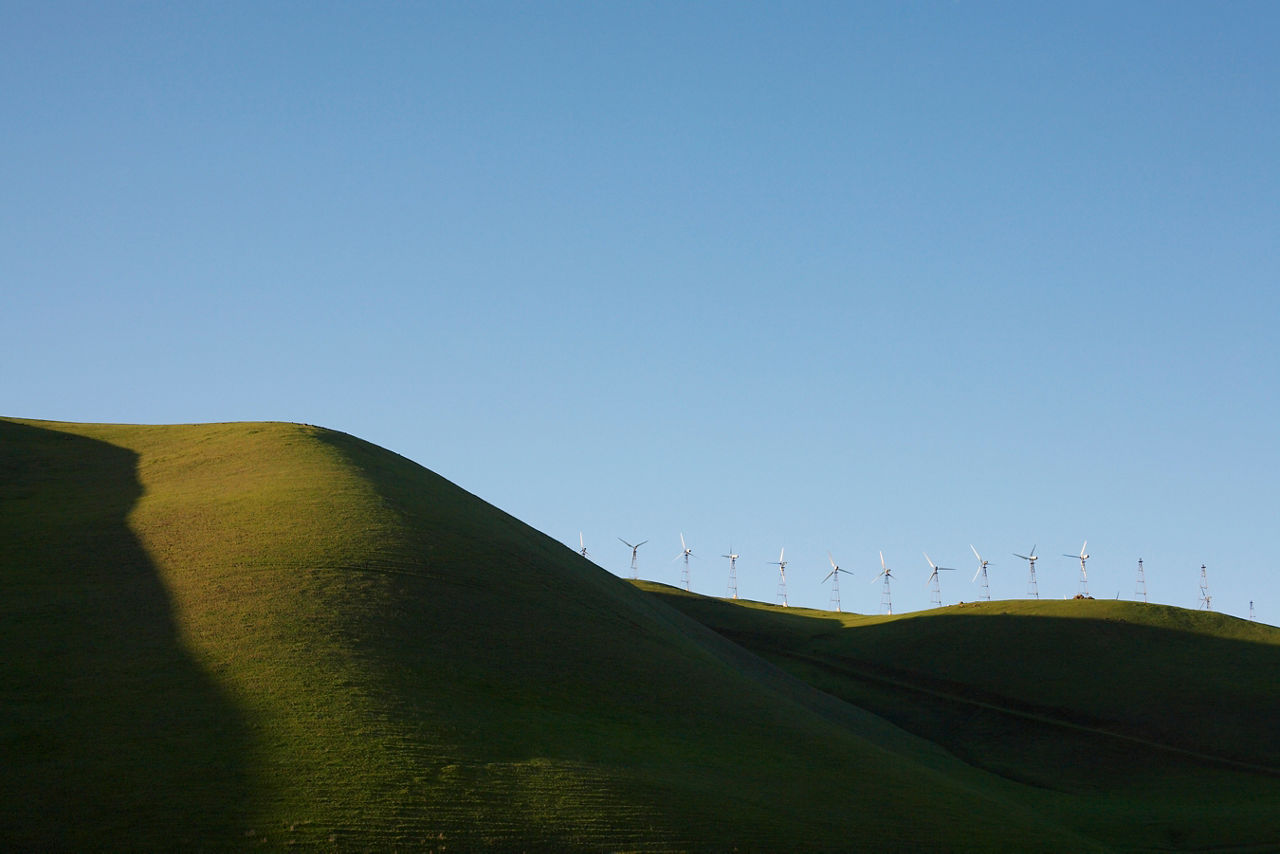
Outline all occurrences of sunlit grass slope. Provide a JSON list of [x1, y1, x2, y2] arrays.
[[638, 583, 1280, 852], [1, 418, 1091, 851]]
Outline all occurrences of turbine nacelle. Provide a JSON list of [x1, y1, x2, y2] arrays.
[[823, 551, 852, 584], [871, 550, 894, 583], [924, 552, 957, 572], [618, 537, 648, 558], [1064, 541, 1089, 562]]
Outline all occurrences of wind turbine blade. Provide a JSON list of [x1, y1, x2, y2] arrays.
[[779, 547, 785, 562], [636, 540, 648, 548], [822, 571, 834, 583], [681, 532, 687, 551], [1080, 540, 1087, 557], [924, 551, 936, 569], [1013, 553, 1028, 560], [1030, 545, 1037, 557], [880, 551, 886, 570], [829, 551, 837, 570], [970, 544, 981, 561], [972, 566, 982, 583], [618, 537, 633, 548]]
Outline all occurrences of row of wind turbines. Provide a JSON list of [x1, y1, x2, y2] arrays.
[[864, 543, 1090, 614], [583, 534, 1210, 615]]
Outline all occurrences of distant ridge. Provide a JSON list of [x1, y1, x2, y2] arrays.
[[2, 417, 1276, 850], [637, 582, 1280, 851]]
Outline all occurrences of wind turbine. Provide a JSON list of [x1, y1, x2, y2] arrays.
[[722, 547, 740, 599], [769, 548, 789, 607], [618, 537, 648, 580], [1063, 541, 1090, 596], [924, 552, 958, 608], [1012, 545, 1037, 599], [579, 532, 589, 559], [1199, 563, 1211, 610], [970, 545, 993, 601], [674, 532, 695, 591], [822, 552, 853, 612], [870, 551, 895, 615], [1135, 558, 1147, 603]]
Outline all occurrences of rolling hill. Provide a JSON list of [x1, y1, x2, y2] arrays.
[[2, 417, 1275, 850], [637, 584, 1280, 852]]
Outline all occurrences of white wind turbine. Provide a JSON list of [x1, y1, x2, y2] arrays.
[[1012, 545, 1038, 599], [969, 545, 993, 601], [924, 552, 958, 608], [1063, 541, 1090, 596], [674, 532, 696, 591], [579, 532, 589, 559], [769, 548, 789, 606], [870, 551, 896, 615], [822, 552, 854, 612], [722, 547, 740, 599], [618, 537, 648, 580]]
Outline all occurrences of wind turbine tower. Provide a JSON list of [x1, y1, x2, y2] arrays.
[[970, 545, 993, 601], [871, 551, 895, 615], [1199, 564, 1212, 610], [1250, 600, 1256, 621], [1064, 541, 1090, 596], [722, 548, 740, 600], [1135, 558, 1148, 603], [769, 548, 789, 607], [618, 538, 648, 580], [823, 552, 853, 612], [1012, 546, 1037, 599], [924, 553, 958, 608], [675, 533, 695, 591]]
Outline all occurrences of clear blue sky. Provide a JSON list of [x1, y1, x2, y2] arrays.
[[5, 2, 1277, 618]]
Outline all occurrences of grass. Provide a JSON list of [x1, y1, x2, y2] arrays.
[[2, 416, 1274, 850], [636, 583, 1280, 851]]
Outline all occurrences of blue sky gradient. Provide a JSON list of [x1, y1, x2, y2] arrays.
[[4, 2, 1277, 616]]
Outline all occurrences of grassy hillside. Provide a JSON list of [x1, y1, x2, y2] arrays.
[[637, 583, 1280, 852], [2, 418, 1095, 851]]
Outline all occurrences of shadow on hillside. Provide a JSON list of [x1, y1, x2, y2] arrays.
[[647, 589, 1280, 783], [827, 609, 1280, 765], [0, 420, 253, 848]]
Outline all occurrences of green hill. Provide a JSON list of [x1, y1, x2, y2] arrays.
[[2, 417, 1275, 851], [636, 583, 1280, 852]]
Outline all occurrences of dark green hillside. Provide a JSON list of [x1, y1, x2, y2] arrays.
[[1, 418, 1088, 851], [0, 420, 252, 848], [638, 583, 1280, 852]]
